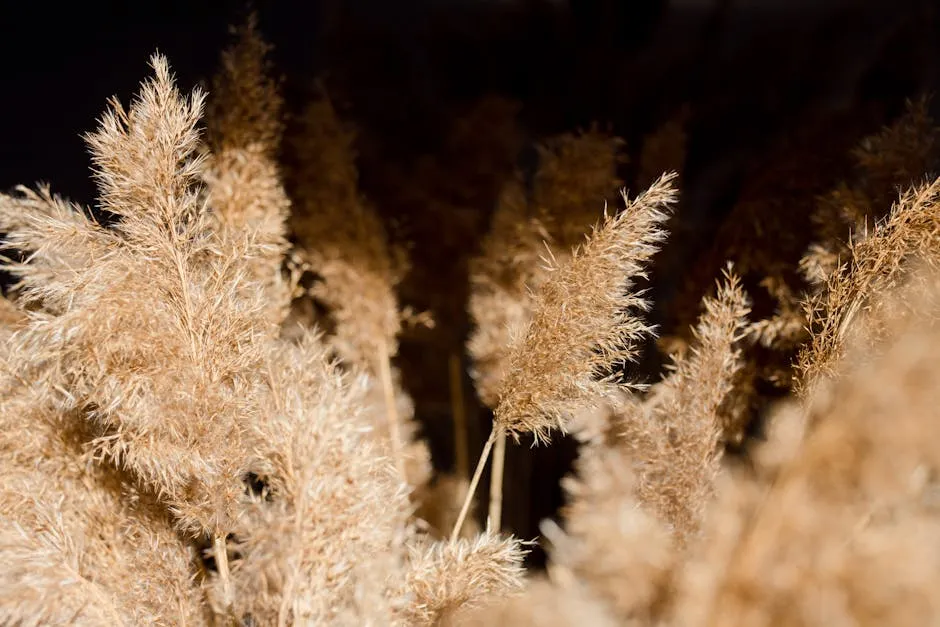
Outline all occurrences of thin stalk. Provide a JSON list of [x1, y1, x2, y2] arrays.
[[488, 429, 507, 532], [450, 426, 498, 543], [449, 352, 469, 479], [214, 534, 233, 613], [377, 340, 406, 479]]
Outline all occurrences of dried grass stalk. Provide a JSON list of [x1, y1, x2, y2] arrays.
[[494, 173, 677, 440], [800, 177, 940, 393]]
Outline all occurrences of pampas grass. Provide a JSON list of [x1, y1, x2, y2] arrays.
[[3, 20, 940, 626]]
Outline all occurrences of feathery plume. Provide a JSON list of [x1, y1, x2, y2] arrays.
[[467, 131, 626, 532], [494, 173, 677, 440], [680, 272, 940, 627], [621, 270, 750, 542], [452, 173, 676, 541], [468, 131, 625, 407], [0, 57, 271, 545], [203, 17, 293, 324], [0, 386, 205, 626], [402, 531, 526, 626], [799, 177, 940, 393], [290, 97, 406, 370], [290, 95, 416, 480], [218, 332, 413, 626], [539, 271, 748, 621]]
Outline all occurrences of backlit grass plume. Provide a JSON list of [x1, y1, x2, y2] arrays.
[[8, 16, 940, 624], [203, 17, 292, 324], [0, 58, 279, 607], [0, 54, 445, 624], [494, 172, 677, 441], [468, 130, 626, 531], [799, 177, 940, 394], [453, 173, 676, 541], [289, 95, 416, 480]]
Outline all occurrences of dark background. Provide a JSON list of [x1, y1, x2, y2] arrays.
[[2, 0, 938, 566], [3, 0, 936, 203]]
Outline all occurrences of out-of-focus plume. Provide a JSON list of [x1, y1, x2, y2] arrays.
[[203, 16, 293, 326]]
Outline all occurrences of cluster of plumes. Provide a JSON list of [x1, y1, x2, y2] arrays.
[[284, 84, 491, 535], [457, 124, 940, 626], [0, 27, 524, 626], [657, 99, 940, 450], [5, 18, 940, 627]]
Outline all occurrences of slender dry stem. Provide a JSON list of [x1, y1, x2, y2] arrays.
[[488, 430, 507, 532], [451, 427, 498, 543], [214, 534, 233, 613]]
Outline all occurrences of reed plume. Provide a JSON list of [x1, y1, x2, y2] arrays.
[[289, 95, 419, 483], [537, 271, 748, 622], [0, 347, 204, 625], [468, 130, 625, 531], [216, 332, 413, 626], [203, 17, 293, 325], [403, 531, 526, 626], [620, 270, 750, 542], [453, 173, 676, 541], [0, 57, 268, 542], [494, 173, 677, 440], [800, 177, 940, 393], [468, 131, 625, 408]]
